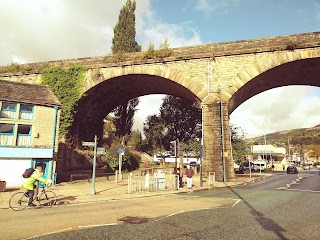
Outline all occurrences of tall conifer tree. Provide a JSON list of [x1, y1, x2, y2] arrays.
[[112, 0, 141, 144], [112, 0, 141, 53]]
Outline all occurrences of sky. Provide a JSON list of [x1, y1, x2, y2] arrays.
[[0, 0, 319, 139]]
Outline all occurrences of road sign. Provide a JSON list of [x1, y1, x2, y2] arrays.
[[118, 148, 125, 153], [82, 141, 95, 147], [97, 147, 106, 155]]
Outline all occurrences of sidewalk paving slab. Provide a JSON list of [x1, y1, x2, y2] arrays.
[[0, 173, 271, 210]]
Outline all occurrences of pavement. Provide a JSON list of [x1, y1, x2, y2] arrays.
[[0, 172, 271, 210]]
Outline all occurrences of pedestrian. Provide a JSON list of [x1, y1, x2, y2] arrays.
[[272, 164, 275, 172], [186, 164, 194, 189], [177, 164, 184, 189]]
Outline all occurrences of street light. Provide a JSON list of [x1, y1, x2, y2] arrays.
[[218, 84, 231, 182], [288, 138, 291, 165]]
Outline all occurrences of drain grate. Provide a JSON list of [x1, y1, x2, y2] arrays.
[[118, 216, 149, 224]]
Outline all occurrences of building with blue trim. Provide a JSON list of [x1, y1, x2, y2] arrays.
[[0, 79, 61, 187]]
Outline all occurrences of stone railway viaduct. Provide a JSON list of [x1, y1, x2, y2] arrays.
[[1, 31, 320, 181]]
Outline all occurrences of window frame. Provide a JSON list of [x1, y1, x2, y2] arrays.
[[16, 124, 32, 147], [0, 102, 17, 119], [0, 123, 15, 146], [19, 104, 34, 120]]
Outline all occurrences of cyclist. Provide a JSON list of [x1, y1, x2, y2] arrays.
[[22, 165, 52, 207]]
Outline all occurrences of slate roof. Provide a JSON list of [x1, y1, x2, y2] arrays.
[[0, 79, 61, 107]]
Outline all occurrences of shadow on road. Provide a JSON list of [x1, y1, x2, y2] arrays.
[[56, 195, 77, 205], [96, 183, 127, 194], [226, 185, 288, 240]]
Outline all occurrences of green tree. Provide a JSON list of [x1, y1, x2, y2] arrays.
[[143, 96, 201, 154], [102, 115, 116, 148], [230, 124, 249, 163], [113, 98, 139, 143], [128, 129, 143, 149], [160, 95, 201, 143], [184, 139, 201, 158], [308, 144, 320, 161], [112, 0, 141, 54], [103, 142, 140, 172], [111, 0, 141, 143], [143, 114, 166, 154]]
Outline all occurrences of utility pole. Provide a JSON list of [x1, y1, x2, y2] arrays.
[[288, 138, 291, 164], [220, 86, 226, 182], [218, 84, 231, 182]]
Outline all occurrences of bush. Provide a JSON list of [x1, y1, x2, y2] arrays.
[[102, 143, 141, 172]]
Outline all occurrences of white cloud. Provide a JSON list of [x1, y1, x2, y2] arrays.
[[133, 94, 166, 132], [0, 0, 126, 65], [195, 0, 219, 14], [0, 0, 319, 139], [194, 0, 240, 16], [230, 86, 320, 138], [137, 3, 202, 49]]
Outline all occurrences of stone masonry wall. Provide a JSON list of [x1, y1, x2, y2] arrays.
[[0, 32, 319, 181], [33, 106, 59, 149]]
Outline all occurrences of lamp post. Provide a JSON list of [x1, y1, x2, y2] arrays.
[[288, 138, 291, 165]]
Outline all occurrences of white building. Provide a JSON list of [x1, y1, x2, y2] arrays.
[[252, 145, 286, 162], [0, 80, 61, 187]]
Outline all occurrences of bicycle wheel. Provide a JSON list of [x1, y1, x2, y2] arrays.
[[9, 192, 29, 211], [38, 190, 56, 207]]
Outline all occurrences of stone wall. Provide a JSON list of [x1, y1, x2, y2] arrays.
[[33, 106, 59, 148], [0, 32, 319, 181]]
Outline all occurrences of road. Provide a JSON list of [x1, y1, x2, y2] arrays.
[[2, 170, 320, 240]]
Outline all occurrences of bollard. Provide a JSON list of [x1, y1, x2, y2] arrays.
[[115, 170, 118, 183], [145, 173, 150, 189]]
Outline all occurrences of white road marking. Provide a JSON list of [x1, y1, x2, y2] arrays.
[[23, 228, 73, 239], [155, 210, 185, 222], [155, 199, 241, 222], [232, 199, 241, 207], [285, 189, 320, 193], [78, 223, 119, 228]]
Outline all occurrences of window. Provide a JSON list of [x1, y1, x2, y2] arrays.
[[16, 124, 32, 146], [19, 104, 34, 120], [0, 123, 14, 146], [1, 102, 17, 119]]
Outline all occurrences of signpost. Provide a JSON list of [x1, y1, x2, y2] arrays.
[[118, 148, 125, 181], [82, 136, 97, 195], [97, 147, 105, 155], [81, 141, 95, 147], [246, 155, 253, 178]]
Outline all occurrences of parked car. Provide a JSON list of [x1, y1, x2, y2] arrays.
[[303, 165, 311, 170], [287, 166, 298, 174], [189, 161, 197, 167]]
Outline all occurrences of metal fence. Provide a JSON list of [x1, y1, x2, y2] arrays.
[[127, 174, 180, 194]]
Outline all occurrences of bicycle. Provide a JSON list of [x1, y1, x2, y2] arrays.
[[9, 185, 56, 211]]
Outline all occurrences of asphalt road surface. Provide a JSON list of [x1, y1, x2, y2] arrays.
[[2, 171, 320, 240]]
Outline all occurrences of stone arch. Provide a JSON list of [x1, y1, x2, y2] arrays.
[[70, 71, 203, 143], [228, 57, 320, 114], [85, 64, 208, 100], [212, 54, 320, 181]]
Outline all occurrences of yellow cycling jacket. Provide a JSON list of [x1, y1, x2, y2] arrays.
[[22, 169, 49, 190]]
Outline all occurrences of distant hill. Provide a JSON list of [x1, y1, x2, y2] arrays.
[[246, 124, 320, 146]]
